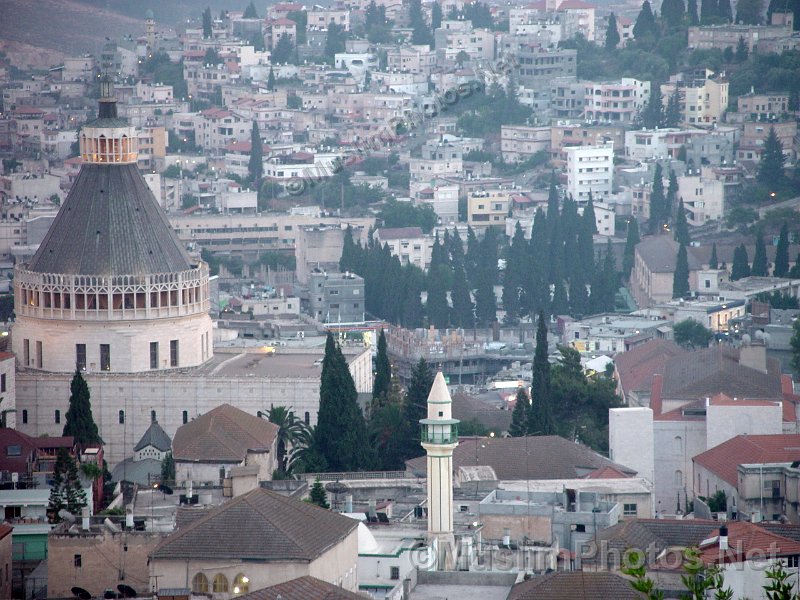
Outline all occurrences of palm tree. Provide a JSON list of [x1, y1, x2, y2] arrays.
[[286, 424, 328, 474], [258, 405, 307, 475]]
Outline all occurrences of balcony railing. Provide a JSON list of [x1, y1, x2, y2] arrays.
[[420, 424, 459, 445]]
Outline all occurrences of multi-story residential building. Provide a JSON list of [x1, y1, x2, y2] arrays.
[[415, 184, 460, 225], [500, 125, 551, 163], [373, 227, 433, 270], [192, 108, 250, 153], [265, 18, 297, 49], [562, 314, 668, 354], [688, 12, 793, 52], [737, 120, 797, 165], [386, 45, 437, 74], [307, 7, 351, 31], [308, 270, 365, 323], [549, 77, 587, 119], [660, 69, 729, 126], [62, 55, 96, 82], [737, 92, 791, 121], [592, 202, 616, 236], [684, 130, 736, 167], [467, 188, 512, 229], [516, 45, 577, 87], [595, 13, 633, 48], [584, 78, 649, 124], [434, 25, 496, 62], [624, 128, 701, 161], [511, 0, 597, 41], [409, 142, 463, 182], [677, 168, 725, 225], [631, 236, 703, 307], [566, 142, 614, 202], [550, 124, 625, 167]]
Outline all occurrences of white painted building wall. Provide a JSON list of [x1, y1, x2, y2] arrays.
[[609, 408, 654, 486], [566, 143, 614, 202]]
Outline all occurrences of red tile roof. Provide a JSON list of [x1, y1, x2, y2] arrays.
[[697, 521, 800, 565], [694, 434, 800, 486], [583, 465, 632, 479], [0, 524, 12, 541], [614, 339, 684, 402]]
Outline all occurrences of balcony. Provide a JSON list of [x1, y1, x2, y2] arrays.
[[420, 422, 459, 445]]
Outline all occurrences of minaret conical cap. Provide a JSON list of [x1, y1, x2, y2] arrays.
[[427, 371, 452, 404]]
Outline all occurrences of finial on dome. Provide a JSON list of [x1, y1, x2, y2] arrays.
[[98, 74, 118, 119]]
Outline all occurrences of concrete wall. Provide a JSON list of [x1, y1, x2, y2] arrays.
[[47, 530, 166, 598], [653, 420, 707, 513], [609, 408, 654, 485], [0, 530, 11, 600], [706, 404, 783, 450]]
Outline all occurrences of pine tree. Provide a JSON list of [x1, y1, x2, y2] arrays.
[[758, 127, 785, 187], [508, 387, 529, 437], [267, 66, 276, 91], [605, 13, 621, 49], [688, 0, 701, 23], [373, 330, 391, 407], [47, 450, 67, 521], [64, 454, 87, 514], [673, 244, 690, 298], [735, 35, 749, 61], [648, 163, 666, 234], [674, 200, 691, 246], [752, 229, 769, 276], [272, 33, 295, 64], [248, 121, 263, 187], [325, 22, 347, 61], [202, 7, 213, 39], [731, 244, 751, 280], [309, 477, 330, 508], [774, 221, 790, 277], [623, 219, 640, 279], [243, 1, 258, 19], [529, 312, 554, 435], [709, 242, 719, 269], [63, 370, 102, 451], [315, 333, 374, 471]]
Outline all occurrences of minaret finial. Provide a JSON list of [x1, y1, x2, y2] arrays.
[[98, 74, 117, 119]]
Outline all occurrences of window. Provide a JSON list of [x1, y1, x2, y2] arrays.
[[55, 410, 61, 424], [76, 344, 86, 371], [674, 470, 683, 487], [150, 342, 159, 369], [390, 566, 400, 580], [170, 340, 179, 367], [305, 411, 310, 425], [623, 503, 638, 516], [574, 524, 586, 532], [23, 339, 29, 366], [1, 373, 6, 393], [119, 410, 125, 425], [6, 445, 21, 457], [192, 573, 209, 594], [233, 574, 250, 594], [36, 341, 42, 368], [183, 410, 188, 424], [74, 554, 82, 568], [22, 410, 27, 425], [100, 344, 111, 371], [151, 410, 156, 423], [213, 574, 228, 593]]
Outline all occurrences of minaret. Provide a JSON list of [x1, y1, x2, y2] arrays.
[[420, 371, 459, 570], [145, 9, 156, 49]]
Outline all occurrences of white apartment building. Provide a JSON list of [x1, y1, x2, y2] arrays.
[[661, 71, 729, 126], [416, 185, 460, 225], [566, 142, 614, 202], [677, 168, 725, 225], [409, 142, 463, 182], [584, 78, 649, 124], [373, 227, 433, 270], [500, 125, 551, 163]]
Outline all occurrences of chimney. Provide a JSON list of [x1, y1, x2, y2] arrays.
[[187, 479, 193, 500], [719, 525, 729, 550], [81, 506, 90, 531], [345, 494, 353, 513], [125, 505, 134, 529]]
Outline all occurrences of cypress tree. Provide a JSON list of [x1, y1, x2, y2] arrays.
[[465, 226, 479, 285], [673, 243, 690, 298], [700, 0, 716, 22], [450, 264, 474, 328], [508, 387, 529, 437], [641, 82, 664, 129], [248, 121, 263, 187], [63, 370, 102, 450], [649, 164, 666, 234], [202, 7, 213, 39], [709, 242, 719, 269], [674, 200, 691, 246], [592, 239, 617, 312], [401, 359, 434, 460], [719, 0, 733, 21], [372, 330, 391, 407], [529, 312, 554, 435], [316, 333, 373, 471], [752, 229, 769, 276], [665, 87, 682, 128], [623, 219, 640, 279], [267, 66, 276, 91], [546, 172, 560, 238], [774, 221, 790, 277], [758, 127, 785, 187], [731, 244, 751, 280], [503, 223, 526, 324], [605, 13, 621, 49], [688, 0, 700, 23], [475, 228, 498, 325], [309, 477, 330, 508], [409, 0, 433, 46], [633, 0, 658, 40], [401, 267, 425, 328], [667, 169, 679, 218], [243, 1, 258, 18]]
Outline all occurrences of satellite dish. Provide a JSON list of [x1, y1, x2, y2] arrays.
[[153, 483, 174, 495], [117, 584, 137, 598], [325, 481, 347, 495], [71, 587, 91, 600]]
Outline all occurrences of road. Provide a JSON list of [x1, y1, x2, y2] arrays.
[[757, 195, 800, 217]]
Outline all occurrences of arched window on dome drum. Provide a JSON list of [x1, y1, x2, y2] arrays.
[[233, 574, 249, 595], [192, 573, 208, 594]]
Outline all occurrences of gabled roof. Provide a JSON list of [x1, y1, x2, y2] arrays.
[[406, 435, 636, 480], [614, 339, 685, 398], [584, 465, 631, 479], [635, 236, 703, 273], [27, 164, 194, 276], [134, 420, 172, 453], [0, 524, 12, 541], [238, 576, 364, 600], [693, 434, 800, 486], [0, 429, 37, 473], [151, 488, 358, 562], [696, 521, 800, 565], [660, 346, 782, 402], [507, 571, 644, 600], [172, 404, 278, 463]]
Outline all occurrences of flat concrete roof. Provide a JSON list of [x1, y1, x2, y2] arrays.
[[410, 584, 512, 600], [191, 346, 367, 379]]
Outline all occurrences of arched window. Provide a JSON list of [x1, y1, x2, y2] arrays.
[[119, 410, 125, 424], [304, 411, 310, 425], [213, 574, 228, 593], [674, 470, 683, 487], [233, 574, 249, 595], [192, 573, 208, 594], [674, 435, 683, 453]]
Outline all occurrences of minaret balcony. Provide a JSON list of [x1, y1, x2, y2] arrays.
[[420, 421, 459, 445]]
